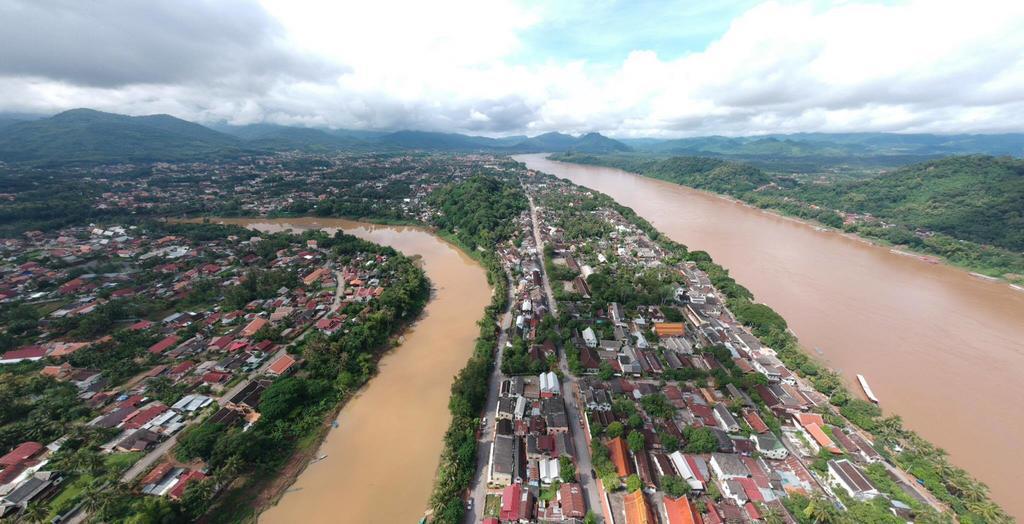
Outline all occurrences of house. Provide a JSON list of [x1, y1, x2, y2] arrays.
[[265, 354, 298, 376], [623, 490, 654, 524], [794, 413, 841, 455], [828, 459, 879, 501], [654, 322, 685, 337], [241, 317, 269, 338], [664, 495, 699, 524], [0, 442, 45, 486], [147, 335, 180, 356], [0, 471, 63, 515], [713, 404, 740, 433], [710, 452, 750, 480], [0, 346, 47, 364], [608, 437, 633, 477], [538, 371, 560, 398], [582, 327, 598, 348], [751, 434, 788, 460], [558, 483, 585, 519], [488, 435, 517, 487], [499, 483, 535, 522]]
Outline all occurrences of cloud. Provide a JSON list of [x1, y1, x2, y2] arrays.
[[0, 0, 339, 88], [0, 0, 1023, 136]]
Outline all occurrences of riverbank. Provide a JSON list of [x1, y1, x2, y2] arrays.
[[207, 218, 492, 524], [515, 153, 1024, 519], [549, 153, 1024, 285]]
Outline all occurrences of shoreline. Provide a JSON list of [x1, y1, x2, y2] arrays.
[[185, 216, 443, 522], [546, 155, 1023, 287], [519, 154, 1016, 520]]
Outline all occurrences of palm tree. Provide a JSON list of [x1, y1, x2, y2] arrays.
[[959, 479, 990, 503], [802, 495, 837, 524], [761, 504, 785, 524], [967, 499, 1011, 523], [18, 503, 49, 524]]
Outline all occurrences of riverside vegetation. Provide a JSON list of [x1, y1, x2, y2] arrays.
[[551, 153, 1024, 282]]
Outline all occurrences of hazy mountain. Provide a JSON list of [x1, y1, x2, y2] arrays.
[[630, 133, 1024, 157], [215, 123, 366, 150], [376, 129, 631, 153], [0, 109, 246, 164]]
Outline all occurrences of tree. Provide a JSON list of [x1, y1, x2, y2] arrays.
[[559, 456, 576, 483], [606, 421, 624, 438], [176, 423, 226, 462], [802, 495, 838, 524], [661, 475, 691, 499], [682, 426, 718, 453], [625, 474, 642, 493], [627, 430, 645, 453], [20, 503, 49, 524], [966, 500, 1010, 523], [584, 512, 598, 524]]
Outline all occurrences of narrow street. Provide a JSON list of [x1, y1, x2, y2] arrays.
[[463, 271, 514, 524], [527, 193, 604, 522]]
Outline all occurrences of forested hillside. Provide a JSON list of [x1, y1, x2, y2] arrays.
[[792, 156, 1024, 252], [550, 152, 1024, 280], [427, 175, 528, 249], [0, 109, 246, 164]]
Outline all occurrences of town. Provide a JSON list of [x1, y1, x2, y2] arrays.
[[0, 151, 996, 523], [460, 168, 958, 523], [0, 216, 429, 521]]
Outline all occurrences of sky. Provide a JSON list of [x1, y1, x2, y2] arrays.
[[2, 0, 1023, 137]]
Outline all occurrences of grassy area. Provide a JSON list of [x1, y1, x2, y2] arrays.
[[46, 474, 93, 519], [484, 494, 501, 518], [105, 451, 143, 472]]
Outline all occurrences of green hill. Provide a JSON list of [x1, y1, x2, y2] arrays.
[[550, 152, 1024, 278], [793, 155, 1024, 252], [0, 109, 246, 164]]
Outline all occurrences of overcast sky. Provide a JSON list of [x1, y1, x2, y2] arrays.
[[2, 0, 1023, 137]]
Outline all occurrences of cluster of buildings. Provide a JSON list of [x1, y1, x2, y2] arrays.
[[464, 173, 929, 523], [0, 221, 400, 519]]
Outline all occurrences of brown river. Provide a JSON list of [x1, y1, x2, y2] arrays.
[[208, 218, 491, 524], [515, 153, 1024, 517]]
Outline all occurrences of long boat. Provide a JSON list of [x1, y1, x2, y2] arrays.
[[857, 374, 879, 404]]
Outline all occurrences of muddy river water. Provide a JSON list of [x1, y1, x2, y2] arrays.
[[515, 153, 1024, 517], [208, 217, 490, 524]]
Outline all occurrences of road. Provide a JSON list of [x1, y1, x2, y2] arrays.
[[528, 195, 559, 318], [121, 346, 289, 483], [331, 270, 346, 312], [463, 271, 514, 524], [526, 193, 604, 521]]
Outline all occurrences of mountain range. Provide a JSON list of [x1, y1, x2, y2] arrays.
[[622, 133, 1024, 158], [0, 109, 631, 165], [1, 108, 1022, 166]]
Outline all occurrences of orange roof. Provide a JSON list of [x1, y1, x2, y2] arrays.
[[664, 495, 702, 524], [608, 437, 633, 477], [624, 490, 654, 524], [806, 423, 841, 454], [654, 322, 685, 337], [797, 413, 825, 428], [241, 317, 268, 337], [267, 354, 297, 376]]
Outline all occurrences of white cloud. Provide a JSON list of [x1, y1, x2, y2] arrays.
[[1, 0, 1023, 136]]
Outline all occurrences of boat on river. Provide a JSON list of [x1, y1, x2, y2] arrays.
[[857, 374, 879, 404]]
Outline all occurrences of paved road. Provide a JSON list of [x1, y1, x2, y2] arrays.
[[528, 195, 559, 318], [121, 346, 289, 483], [527, 194, 604, 521], [463, 272, 515, 524], [331, 270, 346, 312]]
